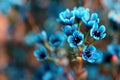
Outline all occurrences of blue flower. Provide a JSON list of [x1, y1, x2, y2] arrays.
[[82, 46, 98, 63], [36, 30, 47, 43], [33, 61, 64, 80], [49, 32, 65, 47], [90, 23, 106, 40], [107, 43, 120, 58], [71, 6, 85, 19], [67, 31, 84, 48], [61, 24, 78, 36], [34, 45, 48, 61], [58, 9, 75, 25], [82, 12, 100, 26]]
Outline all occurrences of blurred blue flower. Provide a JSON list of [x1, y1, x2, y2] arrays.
[[49, 32, 65, 47], [61, 24, 78, 36], [33, 61, 64, 80], [71, 6, 85, 19], [36, 30, 47, 43], [107, 43, 120, 58], [67, 31, 84, 48], [58, 9, 75, 25], [90, 23, 106, 40], [82, 46, 98, 63], [34, 45, 48, 61], [82, 12, 100, 26], [5, 63, 28, 80]]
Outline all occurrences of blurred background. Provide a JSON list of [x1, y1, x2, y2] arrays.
[[0, 0, 120, 80]]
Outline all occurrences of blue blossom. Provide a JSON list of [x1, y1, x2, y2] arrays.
[[82, 12, 100, 26], [33, 61, 64, 80], [61, 24, 78, 36], [34, 45, 48, 61], [49, 32, 65, 47], [82, 46, 98, 63], [71, 6, 85, 19], [90, 23, 106, 40], [107, 43, 120, 58], [67, 31, 84, 48], [36, 30, 47, 43], [58, 9, 75, 25]]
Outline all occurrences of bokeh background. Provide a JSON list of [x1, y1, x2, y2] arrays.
[[0, 0, 120, 80]]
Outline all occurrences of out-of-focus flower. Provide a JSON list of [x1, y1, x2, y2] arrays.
[[107, 43, 120, 58], [62, 24, 78, 36], [108, 10, 120, 25], [71, 6, 85, 19], [5, 63, 28, 80], [34, 45, 48, 61], [49, 32, 65, 47], [82, 12, 100, 27], [58, 9, 75, 25], [90, 23, 106, 40], [82, 46, 98, 63], [67, 31, 84, 48], [33, 61, 64, 80], [36, 30, 47, 43]]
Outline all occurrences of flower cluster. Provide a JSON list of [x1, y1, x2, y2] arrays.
[[58, 6, 106, 63], [31, 30, 65, 61]]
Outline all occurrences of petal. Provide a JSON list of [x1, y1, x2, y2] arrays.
[[88, 21, 95, 26], [77, 40, 83, 46], [88, 46, 96, 52], [82, 17, 87, 24], [70, 16, 75, 24], [83, 46, 87, 52], [82, 54, 86, 60], [67, 36, 74, 43], [73, 31, 80, 36], [93, 36, 100, 40], [59, 12, 65, 21], [88, 58, 95, 63], [34, 50, 40, 57], [93, 23, 98, 29], [72, 24, 78, 30], [83, 11, 90, 21], [91, 13, 98, 20], [99, 25, 106, 33], [69, 43, 77, 48], [100, 33, 106, 39], [64, 19, 71, 24]]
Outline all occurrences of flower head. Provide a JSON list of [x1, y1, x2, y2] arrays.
[[82, 12, 100, 27], [36, 30, 47, 43], [49, 32, 65, 47], [62, 24, 78, 36], [34, 45, 48, 61], [58, 9, 75, 25], [90, 23, 106, 40], [71, 6, 85, 19], [107, 43, 120, 58], [82, 46, 97, 63], [67, 31, 84, 48]]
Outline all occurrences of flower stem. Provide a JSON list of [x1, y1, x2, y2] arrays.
[[78, 21, 82, 31], [76, 57, 83, 80], [84, 31, 90, 43], [44, 41, 53, 52], [48, 57, 56, 62], [89, 39, 96, 46]]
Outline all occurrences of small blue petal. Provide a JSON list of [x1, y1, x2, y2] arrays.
[[82, 54, 86, 60], [67, 36, 74, 43], [88, 58, 95, 63], [88, 46, 96, 52], [99, 25, 106, 33], [101, 33, 106, 39], [70, 43, 76, 48]]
